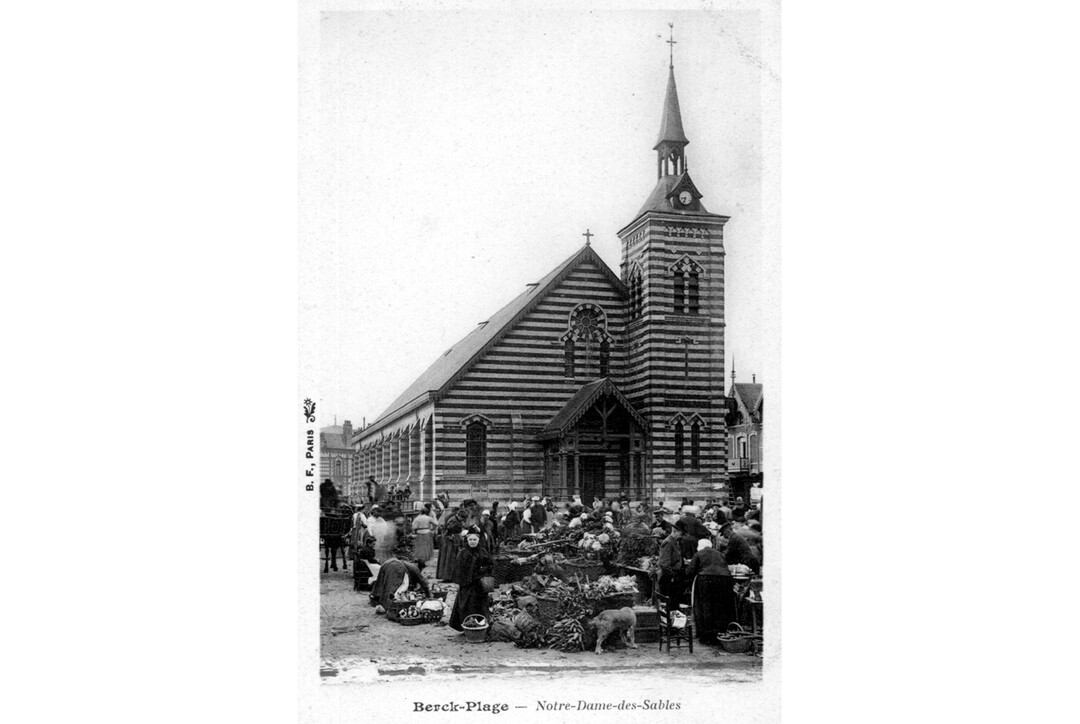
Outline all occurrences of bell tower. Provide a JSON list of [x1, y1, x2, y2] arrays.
[[618, 33, 731, 502]]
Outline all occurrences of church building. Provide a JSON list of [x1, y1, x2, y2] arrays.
[[354, 53, 732, 508]]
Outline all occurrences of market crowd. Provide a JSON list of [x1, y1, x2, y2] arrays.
[[341, 476, 763, 646]]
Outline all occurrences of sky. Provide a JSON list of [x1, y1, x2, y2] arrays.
[[301, 7, 773, 431]]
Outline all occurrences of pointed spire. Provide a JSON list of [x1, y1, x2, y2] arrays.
[[653, 65, 690, 150]]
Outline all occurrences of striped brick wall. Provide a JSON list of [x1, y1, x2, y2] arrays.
[[620, 213, 730, 503], [434, 258, 628, 504]]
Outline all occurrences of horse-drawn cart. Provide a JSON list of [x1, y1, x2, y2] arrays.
[[319, 506, 353, 573]]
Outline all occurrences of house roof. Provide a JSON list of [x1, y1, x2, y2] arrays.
[[365, 244, 627, 435], [538, 378, 649, 439], [732, 383, 764, 423], [320, 431, 350, 451]]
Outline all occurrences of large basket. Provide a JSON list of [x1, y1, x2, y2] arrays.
[[534, 595, 562, 625], [385, 597, 429, 622], [563, 559, 605, 582], [717, 622, 755, 653]]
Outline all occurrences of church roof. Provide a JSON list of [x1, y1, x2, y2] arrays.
[[365, 244, 627, 434], [636, 172, 712, 217], [654, 66, 689, 149], [538, 378, 649, 439]]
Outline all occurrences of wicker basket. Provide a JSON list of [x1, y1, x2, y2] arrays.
[[420, 607, 444, 623], [397, 615, 426, 626], [534, 595, 562, 625], [717, 622, 754, 653], [462, 615, 489, 643], [564, 559, 605, 582]]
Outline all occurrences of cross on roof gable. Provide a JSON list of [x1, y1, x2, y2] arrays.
[[364, 244, 627, 435]]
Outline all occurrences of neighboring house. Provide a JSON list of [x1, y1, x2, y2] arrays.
[[320, 420, 355, 500], [357, 54, 736, 508], [725, 375, 763, 504]]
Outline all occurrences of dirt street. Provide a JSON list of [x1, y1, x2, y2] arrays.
[[319, 564, 763, 681]]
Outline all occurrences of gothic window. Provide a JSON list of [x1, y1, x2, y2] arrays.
[[670, 256, 704, 315], [565, 304, 610, 379], [690, 421, 701, 471], [629, 265, 644, 320], [465, 421, 487, 475], [334, 459, 342, 476], [674, 421, 685, 470]]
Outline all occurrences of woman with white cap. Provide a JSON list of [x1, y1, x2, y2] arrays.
[[502, 501, 521, 539], [687, 538, 736, 644]]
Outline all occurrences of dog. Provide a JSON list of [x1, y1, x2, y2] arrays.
[[588, 607, 638, 655]]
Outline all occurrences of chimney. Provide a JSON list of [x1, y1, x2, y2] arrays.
[[752, 374, 756, 383]]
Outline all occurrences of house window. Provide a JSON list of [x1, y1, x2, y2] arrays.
[[690, 421, 701, 470], [564, 337, 575, 377], [739, 437, 747, 459], [673, 271, 685, 314], [599, 338, 610, 377], [466, 422, 487, 474], [688, 272, 700, 314], [674, 421, 684, 470], [334, 459, 341, 476]]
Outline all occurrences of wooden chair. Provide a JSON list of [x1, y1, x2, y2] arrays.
[[655, 592, 693, 654]]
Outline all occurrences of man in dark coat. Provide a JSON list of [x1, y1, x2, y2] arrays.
[[658, 521, 689, 606], [719, 521, 761, 573], [529, 497, 547, 531], [319, 479, 339, 510]]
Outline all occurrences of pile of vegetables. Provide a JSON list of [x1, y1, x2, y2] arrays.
[[613, 532, 659, 567]]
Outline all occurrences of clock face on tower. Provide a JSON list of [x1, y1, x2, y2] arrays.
[[678, 191, 693, 206]]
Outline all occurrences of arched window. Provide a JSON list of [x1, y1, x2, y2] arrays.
[[690, 421, 701, 470], [674, 421, 685, 470], [334, 459, 341, 476], [670, 256, 703, 315], [564, 337, 575, 378], [465, 422, 487, 475], [599, 338, 610, 377], [629, 265, 644, 320]]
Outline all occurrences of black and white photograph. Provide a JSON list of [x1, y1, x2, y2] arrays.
[[299, 3, 779, 720], [11, 1, 1080, 723]]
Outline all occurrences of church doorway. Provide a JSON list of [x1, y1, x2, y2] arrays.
[[580, 456, 606, 506]]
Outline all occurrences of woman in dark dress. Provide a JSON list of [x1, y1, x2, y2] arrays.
[[448, 531, 493, 632], [435, 507, 466, 581], [688, 538, 737, 644]]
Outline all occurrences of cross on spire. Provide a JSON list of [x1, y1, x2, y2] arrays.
[[666, 22, 676, 69], [582, 228, 593, 245]]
